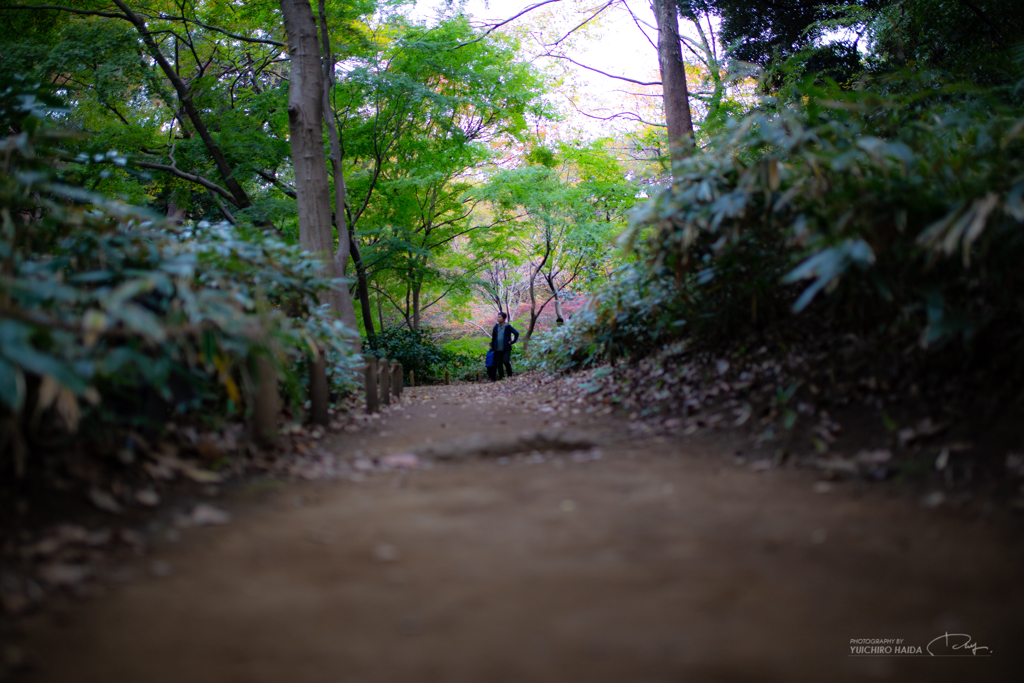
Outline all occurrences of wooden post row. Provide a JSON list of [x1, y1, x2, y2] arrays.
[[309, 348, 329, 426], [379, 356, 391, 406], [364, 355, 379, 414], [391, 362, 403, 401], [252, 354, 280, 447]]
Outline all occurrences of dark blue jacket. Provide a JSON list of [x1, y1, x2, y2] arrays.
[[490, 322, 519, 351]]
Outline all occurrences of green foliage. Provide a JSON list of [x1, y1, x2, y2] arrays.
[[547, 69, 1024, 371], [443, 337, 489, 360], [334, 13, 551, 331], [705, 0, 855, 68], [0, 77, 358, 462], [867, 0, 1024, 85], [367, 326, 477, 383], [471, 138, 636, 341], [525, 265, 684, 372]]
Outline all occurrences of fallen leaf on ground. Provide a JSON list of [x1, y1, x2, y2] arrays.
[[135, 488, 160, 506], [182, 466, 223, 484], [177, 503, 230, 527], [89, 488, 122, 514]]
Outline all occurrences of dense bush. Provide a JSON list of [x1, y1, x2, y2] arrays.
[[1, 77, 359, 478], [537, 70, 1024, 374], [367, 327, 478, 383], [443, 337, 492, 380]]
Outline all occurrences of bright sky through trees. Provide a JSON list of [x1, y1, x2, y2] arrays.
[[407, 0, 718, 138]]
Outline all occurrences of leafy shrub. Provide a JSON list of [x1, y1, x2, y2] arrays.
[[367, 326, 478, 383], [1, 76, 358, 477], [443, 337, 489, 359], [443, 337, 492, 380], [525, 265, 685, 373], [553, 70, 1024, 372]]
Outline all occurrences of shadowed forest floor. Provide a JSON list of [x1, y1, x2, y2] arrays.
[[11, 376, 1024, 682]]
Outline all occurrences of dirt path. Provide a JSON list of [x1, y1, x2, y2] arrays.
[[15, 377, 1024, 682]]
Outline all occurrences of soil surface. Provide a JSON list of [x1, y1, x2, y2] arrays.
[[13, 376, 1024, 682]]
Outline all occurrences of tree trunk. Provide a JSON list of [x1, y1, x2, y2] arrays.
[[350, 234, 377, 341], [279, 0, 338, 310], [652, 0, 695, 165], [411, 279, 421, 331], [316, 0, 359, 332]]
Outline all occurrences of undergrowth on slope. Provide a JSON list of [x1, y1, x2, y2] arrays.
[[531, 70, 1024, 390]]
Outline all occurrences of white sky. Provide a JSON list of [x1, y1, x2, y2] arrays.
[[406, 0, 683, 139]]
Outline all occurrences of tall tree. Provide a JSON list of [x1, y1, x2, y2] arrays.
[[653, 0, 695, 162], [279, 0, 347, 318], [316, 0, 359, 330]]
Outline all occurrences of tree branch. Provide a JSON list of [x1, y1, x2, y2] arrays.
[[621, 0, 659, 52], [255, 169, 297, 198], [156, 13, 286, 47], [456, 0, 563, 49], [566, 99, 666, 127], [545, 0, 615, 48], [110, 0, 252, 209], [135, 158, 236, 202], [542, 53, 661, 86], [0, 3, 127, 19]]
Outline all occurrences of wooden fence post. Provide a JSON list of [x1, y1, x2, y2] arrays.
[[252, 354, 280, 447], [379, 356, 391, 406], [364, 355, 378, 414], [477, 370, 482, 382], [409, 370, 415, 387], [309, 347, 329, 426], [444, 369, 450, 385], [392, 362, 402, 401]]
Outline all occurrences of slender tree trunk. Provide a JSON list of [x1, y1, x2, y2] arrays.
[[377, 291, 383, 336], [521, 266, 542, 352], [279, 0, 337, 308], [316, 0, 358, 332], [412, 280, 421, 331], [350, 234, 377, 341], [652, 0, 695, 165]]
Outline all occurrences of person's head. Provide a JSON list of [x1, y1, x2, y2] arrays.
[[497, 312, 507, 324]]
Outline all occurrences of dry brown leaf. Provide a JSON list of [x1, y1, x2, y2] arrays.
[[88, 487, 122, 514]]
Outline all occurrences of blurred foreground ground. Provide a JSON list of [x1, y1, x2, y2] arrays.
[[16, 377, 1024, 682]]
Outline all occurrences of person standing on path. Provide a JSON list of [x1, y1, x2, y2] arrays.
[[490, 312, 519, 380]]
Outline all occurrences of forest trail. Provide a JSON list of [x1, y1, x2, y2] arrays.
[[16, 376, 1024, 683]]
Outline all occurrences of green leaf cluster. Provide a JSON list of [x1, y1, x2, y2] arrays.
[[0, 77, 358, 470]]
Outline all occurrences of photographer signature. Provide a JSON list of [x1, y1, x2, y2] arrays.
[[927, 632, 990, 656]]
